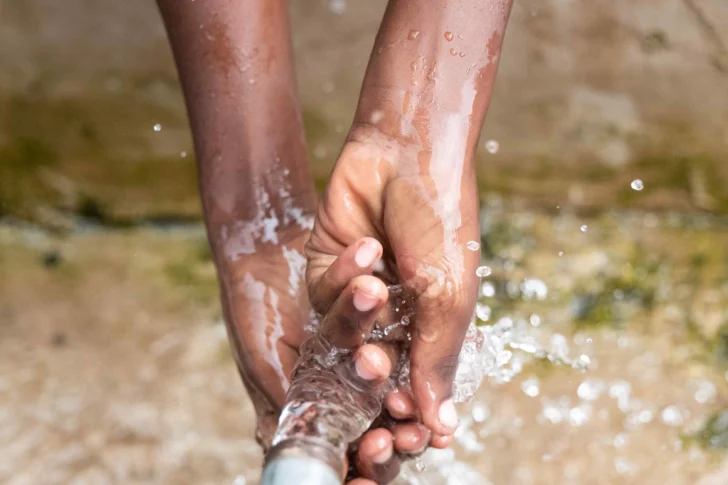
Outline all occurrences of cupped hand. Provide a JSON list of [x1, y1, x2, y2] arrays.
[[306, 126, 481, 439], [218, 229, 440, 484]]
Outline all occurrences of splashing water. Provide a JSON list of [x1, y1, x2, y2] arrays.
[[485, 140, 499, 154], [631, 179, 644, 191]]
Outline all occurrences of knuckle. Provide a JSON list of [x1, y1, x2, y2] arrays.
[[432, 353, 460, 383]]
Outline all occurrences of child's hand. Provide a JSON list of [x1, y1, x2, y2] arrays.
[[306, 237, 456, 484], [306, 133, 480, 441]]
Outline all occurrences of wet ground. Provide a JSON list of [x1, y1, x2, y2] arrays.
[[2, 201, 728, 485]]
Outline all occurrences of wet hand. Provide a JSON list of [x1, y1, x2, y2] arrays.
[[307, 129, 481, 440], [308, 237, 453, 484]]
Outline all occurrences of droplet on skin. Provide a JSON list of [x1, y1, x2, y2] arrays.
[[631, 179, 644, 191], [476, 266, 492, 277], [153, 124, 162, 132], [408, 29, 420, 40], [444, 31, 454, 41], [370, 110, 384, 125], [180, 151, 187, 158], [466, 240, 480, 251], [580, 225, 588, 232], [485, 140, 499, 154], [558, 251, 564, 257], [450, 48, 458, 56]]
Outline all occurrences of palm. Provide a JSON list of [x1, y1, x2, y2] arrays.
[[308, 139, 480, 310]]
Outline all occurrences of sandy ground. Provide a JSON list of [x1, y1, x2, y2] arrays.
[[2, 206, 728, 484]]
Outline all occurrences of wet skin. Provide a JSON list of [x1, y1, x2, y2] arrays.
[[156, 0, 512, 482]]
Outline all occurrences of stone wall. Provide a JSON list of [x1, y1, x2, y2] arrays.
[[1, 0, 727, 222]]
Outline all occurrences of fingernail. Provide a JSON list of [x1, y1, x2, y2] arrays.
[[353, 289, 379, 312], [388, 394, 407, 414], [355, 240, 380, 268], [372, 441, 393, 464], [438, 399, 459, 431], [355, 355, 379, 381]]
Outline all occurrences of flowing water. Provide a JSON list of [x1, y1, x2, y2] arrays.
[[3, 200, 728, 484]]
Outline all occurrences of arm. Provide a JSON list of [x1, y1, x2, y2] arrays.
[[361, 0, 514, 437], [308, 0, 514, 438], [156, 0, 316, 442]]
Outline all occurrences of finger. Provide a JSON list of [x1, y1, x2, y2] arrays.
[[319, 275, 389, 349], [406, 261, 479, 436], [347, 480, 378, 485], [430, 434, 453, 449], [308, 237, 383, 314], [393, 423, 430, 455], [353, 344, 393, 381], [385, 389, 417, 420], [356, 428, 401, 484]]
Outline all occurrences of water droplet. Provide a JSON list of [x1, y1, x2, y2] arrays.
[[459, 52, 466, 57], [449, 48, 458, 56], [558, 251, 564, 257], [153, 124, 162, 132], [466, 240, 480, 251], [580, 224, 588, 232], [415, 457, 428, 472], [630, 179, 644, 191], [233, 475, 247, 485], [476, 303, 491, 321], [408, 29, 420, 40], [614, 457, 635, 475], [480, 281, 495, 297], [471, 402, 489, 423], [609, 381, 632, 412], [521, 278, 548, 300], [577, 378, 605, 401], [370, 110, 384, 124], [180, 151, 187, 158], [694, 380, 716, 404], [521, 377, 540, 397], [328, 0, 347, 15], [485, 140, 499, 154], [569, 404, 591, 426], [638, 409, 653, 423], [476, 266, 492, 277], [613, 433, 628, 448], [314, 145, 328, 159], [249, 79, 256, 85], [444, 31, 454, 41], [401, 316, 410, 325], [529, 314, 541, 326]]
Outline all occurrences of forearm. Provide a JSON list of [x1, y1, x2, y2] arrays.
[[157, 0, 314, 414], [157, 0, 316, 269], [351, 0, 513, 164]]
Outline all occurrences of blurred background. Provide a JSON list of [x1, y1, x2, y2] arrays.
[[1, 0, 728, 484]]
